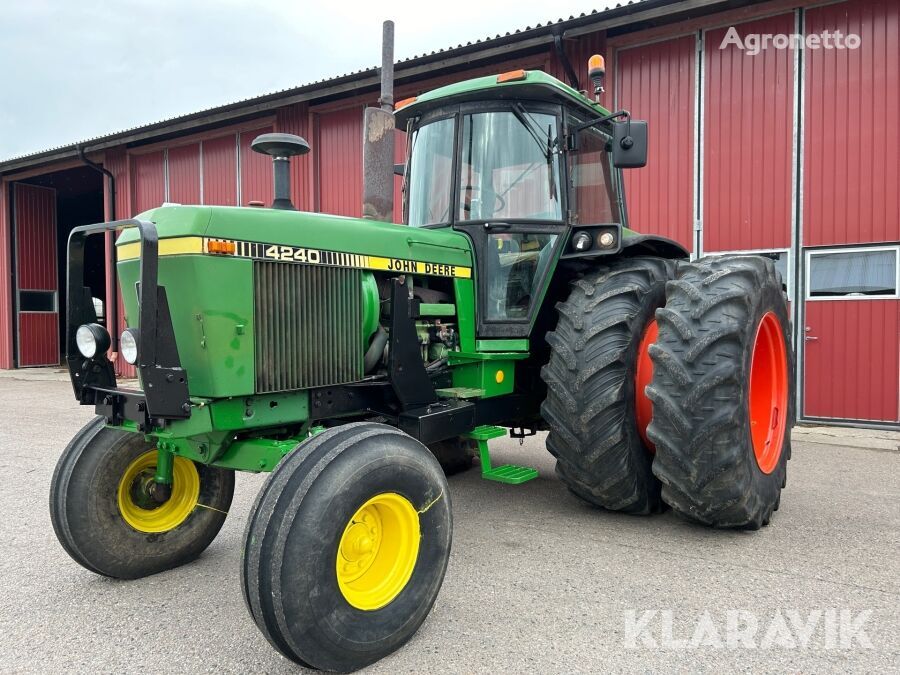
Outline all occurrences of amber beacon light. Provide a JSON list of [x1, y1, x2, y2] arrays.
[[588, 54, 606, 100]]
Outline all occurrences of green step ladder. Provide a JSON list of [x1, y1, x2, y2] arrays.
[[463, 425, 538, 485]]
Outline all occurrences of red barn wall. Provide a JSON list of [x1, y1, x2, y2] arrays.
[[201, 134, 238, 207], [239, 126, 275, 206], [703, 13, 795, 252], [615, 35, 697, 251], [0, 181, 11, 368], [315, 106, 364, 218], [803, 0, 899, 247], [167, 143, 201, 205]]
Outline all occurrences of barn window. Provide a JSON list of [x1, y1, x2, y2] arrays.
[[807, 247, 899, 299], [18, 290, 57, 313]]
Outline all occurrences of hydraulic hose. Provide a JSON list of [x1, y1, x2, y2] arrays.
[[364, 326, 389, 374]]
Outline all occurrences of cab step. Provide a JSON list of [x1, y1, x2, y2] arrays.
[[463, 425, 538, 485]]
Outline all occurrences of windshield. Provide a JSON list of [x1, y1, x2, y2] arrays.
[[407, 117, 455, 227], [458, 109, 562, 222]]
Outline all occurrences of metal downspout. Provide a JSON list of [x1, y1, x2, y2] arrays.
[[77, 146, 118, 351]]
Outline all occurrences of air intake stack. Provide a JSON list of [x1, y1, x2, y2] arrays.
[[362, 20, 396, 222], [250, 133, 310, 209]]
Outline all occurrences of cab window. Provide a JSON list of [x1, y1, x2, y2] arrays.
[[458, 110, 562, 222], [407, 117, 455, 227], [484, 232, 558, 320], [567, 117, 620, 224]]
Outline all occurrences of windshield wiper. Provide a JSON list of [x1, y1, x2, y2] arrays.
[[511, 104, 558, 202], [512, 104, 552, 158]]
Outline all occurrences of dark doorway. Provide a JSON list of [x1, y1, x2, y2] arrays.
[[15, 166, 103, 366]]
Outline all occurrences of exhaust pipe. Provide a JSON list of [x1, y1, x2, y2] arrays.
[[250, 133, 310, 210], [362, 20, 396, 222]]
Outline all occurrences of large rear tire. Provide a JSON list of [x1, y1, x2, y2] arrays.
[[242, 423, 452, 671], [50, 416, 234, 578], [540, 257, 676, 514], [647, 255, 794, 529]]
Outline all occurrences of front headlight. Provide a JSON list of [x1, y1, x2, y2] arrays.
[[75, 324, 110, 358], [120, 328, 139, 365], [571, 230, 593, 252]]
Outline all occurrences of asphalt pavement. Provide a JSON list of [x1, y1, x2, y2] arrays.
[[0, 378, 897, 673]]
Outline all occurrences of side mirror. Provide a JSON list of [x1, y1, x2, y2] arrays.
[[612, 120, 648, 168], [393, 163, 406, 177]]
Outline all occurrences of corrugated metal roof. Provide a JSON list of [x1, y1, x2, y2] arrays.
[[0, 0, 691, 173]]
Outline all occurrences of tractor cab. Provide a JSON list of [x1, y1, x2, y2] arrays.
[[394, 68, 650, 336]]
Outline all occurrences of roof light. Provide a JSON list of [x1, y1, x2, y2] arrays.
[[395, 96, 417, 110], [588, 54, 606, 100], [497, 69, 527, 83], [207, 240, 236, 255]]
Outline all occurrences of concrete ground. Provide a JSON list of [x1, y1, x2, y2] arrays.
[[0, 378, 897, 673]]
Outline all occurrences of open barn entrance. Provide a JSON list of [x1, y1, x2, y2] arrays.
[[12, 166, 103, 367]]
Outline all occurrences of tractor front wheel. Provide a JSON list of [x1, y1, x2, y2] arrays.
[[647, 255, 794, 529], [241, 422, 451, 671], [50, 417, 234, 578]]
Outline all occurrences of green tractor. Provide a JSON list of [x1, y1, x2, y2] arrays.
[[53, 56, 793, 671]]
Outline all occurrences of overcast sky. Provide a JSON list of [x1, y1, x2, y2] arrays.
[[0, 0, 614, 161]]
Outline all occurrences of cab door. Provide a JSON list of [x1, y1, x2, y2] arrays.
[[451, 104, 566, 338]]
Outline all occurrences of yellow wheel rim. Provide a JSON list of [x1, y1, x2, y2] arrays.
[[336, 493, 420, 611], [117, 450, 200, 533]]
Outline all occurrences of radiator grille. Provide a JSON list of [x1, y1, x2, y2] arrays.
[[254, 261, 363, 392]]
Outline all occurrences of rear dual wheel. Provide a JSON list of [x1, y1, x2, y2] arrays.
[[50, 417, 234, 578], [541, 257, 675, 514], [541, 254, 793, 529], [647, 255, 794, 529], [242, 423, 452, 672]]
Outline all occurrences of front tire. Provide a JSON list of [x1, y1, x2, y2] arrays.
[[50, 417, 234, 578], [647, 255, 794, 529], [540, 257, 676, 514], [242, 423, 452, 672]]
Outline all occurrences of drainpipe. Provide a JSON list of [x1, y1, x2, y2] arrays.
[[77, 146, 118, 351], [552, 29, 581, 91]]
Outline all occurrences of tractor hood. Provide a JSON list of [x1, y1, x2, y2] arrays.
[[117, 205, 473, 270], [115, 205, 473, 400]]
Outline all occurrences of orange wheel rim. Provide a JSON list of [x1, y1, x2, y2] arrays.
[[634, 318, 658, 453], [749, 312, 789, 474]]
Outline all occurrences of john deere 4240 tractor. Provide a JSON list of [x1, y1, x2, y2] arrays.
[[53, 54, 793, 671]]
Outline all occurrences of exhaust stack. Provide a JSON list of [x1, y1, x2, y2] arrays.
[[362, 20, 396, 222], [251, 133, 310, 210]]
